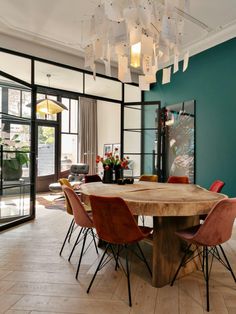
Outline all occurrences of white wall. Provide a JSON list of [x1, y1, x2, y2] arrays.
[[97, 100, 121, 174]]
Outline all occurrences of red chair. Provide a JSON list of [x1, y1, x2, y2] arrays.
[[167, 176, 189, 184], [209, 179, 225, 192], [87, 195, 152, 306], [200, 180, 225, 221], [170, 198, 236, 312], [84, 174, 102, 183], [62, 186, 98, 279]]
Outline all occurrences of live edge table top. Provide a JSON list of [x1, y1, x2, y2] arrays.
[[80, 181, 226, 217]]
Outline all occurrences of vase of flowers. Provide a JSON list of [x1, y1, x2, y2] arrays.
[[96, 148, 129, 184]]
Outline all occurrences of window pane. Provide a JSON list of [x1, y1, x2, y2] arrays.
[[22, 91, 31, 118], [0, 51, 31, 83], [61, 98, 70, 133], [37, 126, 55, 176], [1, 123, 31, 182], [35, 61, 83, 93], [70, 99, 78, 133], [85, 74, 122, 100], [61, 134, 78, 171], [8, 89, 21, 116], [0, 192, 30, 218], [123, 130, 141, 154], [123, 154, 140, 178], [124, 105, 141, 129], [124, 84, 141, 102], [143, 105, 159, 129]]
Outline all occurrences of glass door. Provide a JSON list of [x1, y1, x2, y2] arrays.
[[121, 101, 162, 180], [36, 124, 58, 192]]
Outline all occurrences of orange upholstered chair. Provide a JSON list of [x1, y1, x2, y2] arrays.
[[167, 176, 189, 184], [200, 180, 225, 221], [58, 179, 74, 255], [62, 186, 98, 279], [87, 195, 152, 306], [139, 174, 158, 182], [171, 198, 236, 312], [84, 174, 102, 183]]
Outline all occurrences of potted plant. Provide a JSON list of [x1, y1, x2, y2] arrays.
[[0, 134, 30, 181]]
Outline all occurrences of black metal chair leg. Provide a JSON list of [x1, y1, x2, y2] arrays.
[[76, 229, 88, 279], [136, 242, 152, 276], [59, 218, 74, 256], [204, 246, 210, 312], [110, 244, 119, 270], [68, 219, 75, 243], [114, 244, 121, 270], [170, 243, 192, 286], [87, 244, 110, 293], [68, 227, 84, 262], [219, 244, 236, 282], [125, 245, 132, 307], [91, 229, 99, 254]]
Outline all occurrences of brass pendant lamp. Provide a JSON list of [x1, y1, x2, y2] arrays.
[[36, 74, 68, 115]]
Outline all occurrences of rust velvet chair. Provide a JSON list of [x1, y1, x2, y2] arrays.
[[87, 195, 152, 306], [63, 186, 98, 279], [167, 175, 189, 184], [84, 174, 102, 183], [170, 198, 236, 312], [200, 179, 225, 221], [139, 174, 158, 182]]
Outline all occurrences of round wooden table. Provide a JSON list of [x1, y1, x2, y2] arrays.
[[80, 181, 226, 287]]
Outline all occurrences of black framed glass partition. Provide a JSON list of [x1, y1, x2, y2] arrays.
[[0, 47, 140, 231], [122, 101, 162, 179], [0, 76, 34, 230]]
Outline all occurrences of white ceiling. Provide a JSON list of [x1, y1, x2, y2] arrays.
[[0, 0, 235, 74]]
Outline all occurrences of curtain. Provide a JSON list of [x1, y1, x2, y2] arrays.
[[79, 97, 97, 175]]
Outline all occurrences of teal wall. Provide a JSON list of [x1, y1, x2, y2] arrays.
[[145, 38, 236, 197]]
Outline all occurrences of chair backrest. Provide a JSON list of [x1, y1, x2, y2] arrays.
[[58, 178, 73, 215], [63, 186, 93, 228], [84, 174, 102, 183], [70, 163, 89, 175], [139, 175, 158, 182], [69, 163, 89, 182], [59, 178, 72, 188], [209, 180, 225, 193], [89, 195, 147, 244], [192, 198, 236, 246], [167, 176, 189, 184]]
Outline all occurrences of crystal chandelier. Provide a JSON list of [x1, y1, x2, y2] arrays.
[[82, 0, 190, 90]]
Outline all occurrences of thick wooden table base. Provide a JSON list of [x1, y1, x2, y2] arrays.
[[152, 216, 200, 287], [80, 182, 226, 288]]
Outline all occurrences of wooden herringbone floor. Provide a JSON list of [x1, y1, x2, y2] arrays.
[[0, 196, 236, 314]]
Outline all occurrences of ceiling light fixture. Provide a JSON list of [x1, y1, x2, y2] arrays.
[[82, 0, 191, 90], [36, 74, 68, 115]]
